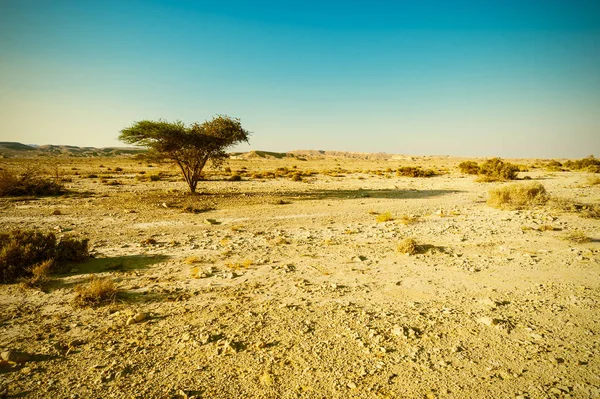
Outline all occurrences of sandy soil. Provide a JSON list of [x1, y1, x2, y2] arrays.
[[1, 155, 599, 399]]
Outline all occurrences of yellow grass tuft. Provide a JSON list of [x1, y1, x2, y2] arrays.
[[397, 238, 418, 255], [487, 182, 548, 209], [376, 212, 394, 223], [73, 276, 117, 307], [563, 230, 591, 244]]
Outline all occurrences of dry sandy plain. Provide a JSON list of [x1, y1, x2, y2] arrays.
[[0, 152, 599, 399]]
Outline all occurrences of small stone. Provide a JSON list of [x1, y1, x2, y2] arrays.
[[1, 350, 32, 364], [477, 317, 500, 327], [126, 317, 135, 326], [391, 325, 404, 337], [133, 312, 147, 323], [52, 209, 62, 215], [347, 382, 357, 389]]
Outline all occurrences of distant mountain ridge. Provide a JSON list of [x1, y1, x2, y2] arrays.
[[0, 142, 146, 157], [1, 142, 398, 160]]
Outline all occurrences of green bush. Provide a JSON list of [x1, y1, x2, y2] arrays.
[[0, 230, 89, 284]]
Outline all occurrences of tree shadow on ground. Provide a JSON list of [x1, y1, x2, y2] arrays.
[[47, 254, 170, 291], [73, 254, 170, 275], [283, 188, 462, 201]]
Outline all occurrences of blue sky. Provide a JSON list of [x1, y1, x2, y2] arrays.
[[1, 0, 599, 157]]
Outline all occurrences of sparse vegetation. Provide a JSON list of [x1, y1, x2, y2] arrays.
[[487, 182, 548, 209], [396, 167, 436, 177], [119, 115, 250, 193], [563, 155, 600, 173], [563, 230, 591, 244], [376, 212, 394, 222], [0, 230, 89, 284], [397, 238, 419, 255], [399, 215, 418, 225], [458, 158, 520, 181], [477, 158, 519, 181], [458, 161, 480, 175], [0, 164, 64, 196], [73, 276, 118, 307]]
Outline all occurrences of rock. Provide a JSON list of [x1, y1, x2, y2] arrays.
[[1, 350, 32, 364], [347, 382, 357, 389], [391, 325, 404, 337], [477, 317, 500, 326], [126, 317, 135, 326], [52, 209, 62, 215], [133, 312, 147, 323]]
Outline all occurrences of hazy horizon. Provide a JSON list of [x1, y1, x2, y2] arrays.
[[1, 1, 599, 158]]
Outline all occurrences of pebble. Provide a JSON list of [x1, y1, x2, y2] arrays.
[[478, 317, 500, 327], [347, 382, 357, 389], [1, 350, 32, 364], [133, 312, 147, 323]]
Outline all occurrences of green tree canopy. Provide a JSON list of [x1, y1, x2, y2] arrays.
[[119, 115, 250, 193]]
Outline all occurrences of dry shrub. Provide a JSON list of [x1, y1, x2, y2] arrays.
[[0, 164, 64, 197], [21, 259, 54, 289], [73, 276, 117, 307], [563, 230, 591, 244], [537, 224, 559, 232], [399, 215, 418, 225], [586, 176, 600, 186], [458, 161, 480, 175], [478, 158, 519, 181], [396, 167, 435, 178], [397, 238, 418, 255], [550, 198, 600, 219], [563, 156, 600, 172], [487, 182, 548, 209], [0, 230, 89, 284], [376, 212, 394, 223]]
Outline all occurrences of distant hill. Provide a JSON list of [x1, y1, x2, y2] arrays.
[[0, 142, 146, 158], [0, 141, 398, 160], [0, 142, 36, 152]]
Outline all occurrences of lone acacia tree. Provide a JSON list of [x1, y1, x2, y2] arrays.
[[119, 115, 250, 193]]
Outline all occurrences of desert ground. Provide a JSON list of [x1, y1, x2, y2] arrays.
[[1, 152, 599, 399]]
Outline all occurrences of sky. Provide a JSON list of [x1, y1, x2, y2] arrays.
[[0, 0, 599, 158]]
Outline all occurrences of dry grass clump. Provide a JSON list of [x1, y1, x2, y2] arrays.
[[399, 215, 419, 225], [73, 276, 117, 307], [397, 238, 419, 255], [0, 164, 65, 196], [487, 182, 548, 209], [376, 212, 394, 222], [396, 167, 436, 177], [563, 230, 591, 244], [225, 259, 254, 270], [550, 198, 600, 219], [0, 230, 89, 284], [586, 176, 600, 186]]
